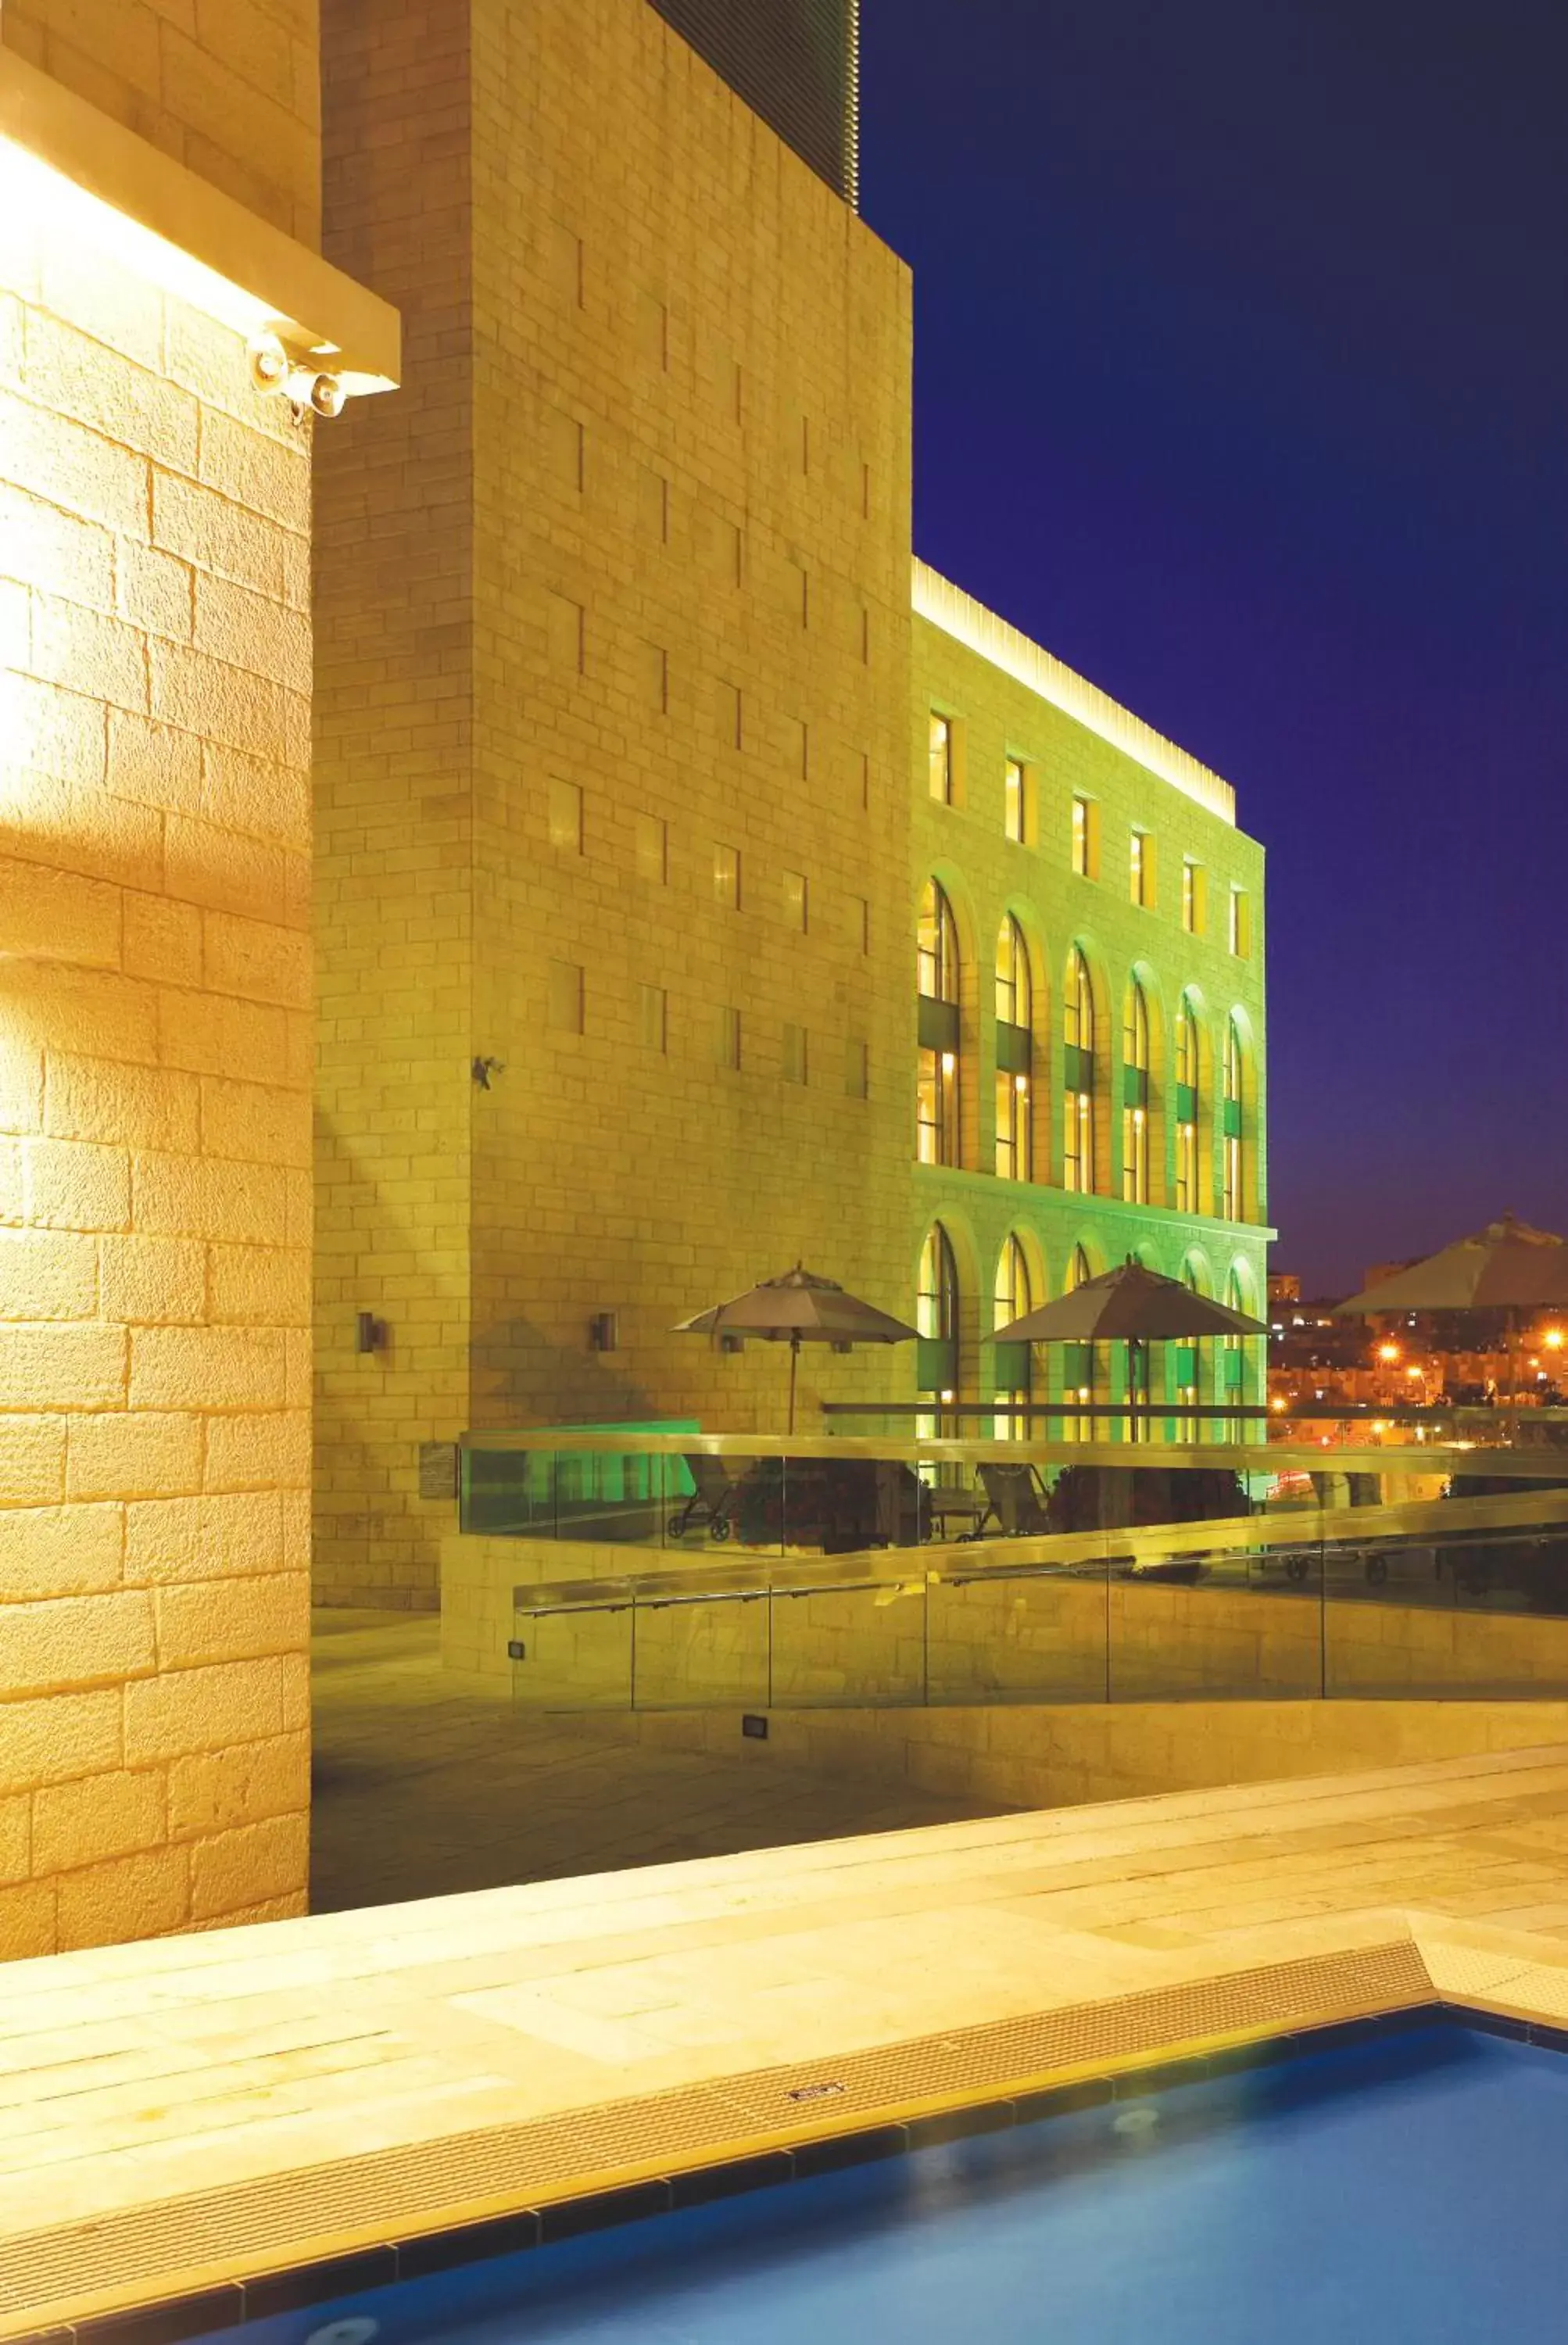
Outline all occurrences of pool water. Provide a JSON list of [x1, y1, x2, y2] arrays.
[[235, 2025, 1568, 2345]]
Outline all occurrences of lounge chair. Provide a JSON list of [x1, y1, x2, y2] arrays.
[[976, 1460, 1052, 1538]]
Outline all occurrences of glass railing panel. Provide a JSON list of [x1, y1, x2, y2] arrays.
[[510, 1591, 633, 1711], [664, 1452, 784, 1554], [1324, 1523, 1568, 1699], [1105, 1516, 1325, 1700], [542, 1448, 668, 1548], [463, 1444, 558, 1536], [629, 1590, 770, 1710], [926, 1563, 1108, 1703], [767, 1577, 925, 1707]]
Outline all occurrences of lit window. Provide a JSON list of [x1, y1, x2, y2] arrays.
[[916, 1223, 961, 1436], [1129, 831, 1149, 907], [1175, 995, 1200, 1215], [993, 1234, 1033, 1440], [994, 914, 1033, 1184], [716, 1004, 741, 1069], [1121, 978, 1150, 1204], [1223, 1016, 1244, 1220], [1062, 1243, 1094, 1443], [782, 868, 808, 931], [1181, 859, 1200, 933], [714, 842, 740, 909], [928, 712, 954, 804], [916, 879, 961, 1166], [782, 1022, 807, 1084], [1004, 757, 1028, 843], [1063, 947, 1095, 1193], [995, 1068, 1031, 1183], [1071, 795, 1092, 876], [1229, 886, 1248, 958], [1223, 1267, 1250, 1409]]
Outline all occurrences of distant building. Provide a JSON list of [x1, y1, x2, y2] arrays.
[[1269, 1272, 1301, 1307]]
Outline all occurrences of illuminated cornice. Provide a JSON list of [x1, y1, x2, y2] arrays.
[[0, 48, 399, 396], [913, 560, 1236, 826]]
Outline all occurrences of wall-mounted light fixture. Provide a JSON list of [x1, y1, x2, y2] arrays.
[[0, 50, 400, 406], [719, 1332, 746, 1355], [356, 1312, 388, 1355], [588, 1312, 618, 1352]]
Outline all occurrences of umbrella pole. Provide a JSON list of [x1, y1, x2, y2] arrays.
[[787, 1334, 800, 1437]]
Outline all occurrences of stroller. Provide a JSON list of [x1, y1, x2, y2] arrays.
[[668, 1454, 739, 1541]]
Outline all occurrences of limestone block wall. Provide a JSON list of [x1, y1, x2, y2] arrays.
[[467, 0, 915, 1443], [0, 3, 320, 1956], [317, 0, 915, 1609], [0, 0, 320, 242], [582, 1695, 1568, 1816], [313, 0, 474, 1610]]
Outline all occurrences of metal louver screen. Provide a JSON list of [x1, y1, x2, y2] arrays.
[[649, 0, 860, 205]]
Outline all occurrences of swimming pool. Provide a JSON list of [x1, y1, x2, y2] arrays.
[[170, 2017, 1568, 2345]]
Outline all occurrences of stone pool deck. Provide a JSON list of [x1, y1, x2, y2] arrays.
[[9, 1742, 1568, 2333]]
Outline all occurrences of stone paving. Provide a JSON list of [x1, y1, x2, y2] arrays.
[[310, 1610, 1004, 1910], [9, 1718, 1568, 2330]]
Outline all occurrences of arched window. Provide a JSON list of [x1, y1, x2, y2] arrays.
[[1175, 1257, 1205, 1437], [916, 883, 961, 1165], [994, 916, 1033, 1182], [1121, 978, 1151, 1205], [1063, 947, 1095, 1194], [1062, 1241, 1094, 1442], [993, 1233, 1033, 1440], [1175, 996, 1200, 1215], [1223, 1016, 1244, 1220], [916, 1223, 959, 1366], [1223, 1265, 1250, 1409], [916, 1222, 961, 1438]]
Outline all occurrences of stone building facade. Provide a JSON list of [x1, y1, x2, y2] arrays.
[[314, 0, 1268, 1612]]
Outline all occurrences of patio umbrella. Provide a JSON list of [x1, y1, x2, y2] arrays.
[[674, 1264, 919, 1433], [994, 1259, 1266, 1435], [1333, 1215, 1568, 1316], [1334, 1214, 1568, 1415]]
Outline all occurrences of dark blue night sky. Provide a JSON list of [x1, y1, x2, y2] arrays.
[[861, 0, 1568, 1294]]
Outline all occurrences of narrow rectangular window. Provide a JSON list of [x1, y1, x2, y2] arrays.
[[1071, 795, 1092, 876], [782, 1022, 807, 1084], [845, 1037, 869, 1098], [635, 812, 668, 883], [546, 959, 584, 1034], [548, 776, 582, 852], [782, 870, 808, 932], [929, 713, 954, 804], [848, 894, 870, 954], [1129, 831, 1147, 907], [638, 983, 668, 1053], [1004, 757, 1029, 843], [716, 1004, 741, 1069], [714, 843, 740, 910], [1182, 859, 1199, 933], [1229, 886, 1249, 957]]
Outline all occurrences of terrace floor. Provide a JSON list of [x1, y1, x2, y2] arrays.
[[310, 1609, 1003, 1910], [10, 1681, 1568, 2335]]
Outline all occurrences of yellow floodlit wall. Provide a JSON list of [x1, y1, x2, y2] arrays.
[[315, 0, 915, 1608], [0, 3, 329, 1956]]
